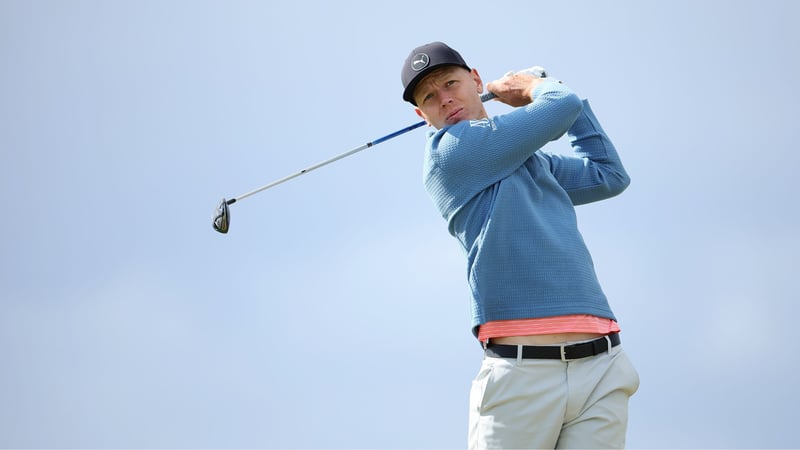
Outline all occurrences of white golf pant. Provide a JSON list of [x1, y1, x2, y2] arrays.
[[468, 344, 639, 449]]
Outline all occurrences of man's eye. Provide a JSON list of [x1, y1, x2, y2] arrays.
[[446, 80, 457, 87], [423, 93, 434, 103]]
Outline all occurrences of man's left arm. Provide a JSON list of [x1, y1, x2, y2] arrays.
[[546, 99, 630, 205]]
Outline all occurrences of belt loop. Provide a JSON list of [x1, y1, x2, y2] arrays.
[[560, 343, 567, 362], [604, 335, 612, 354], [516, 345, 523, 364]]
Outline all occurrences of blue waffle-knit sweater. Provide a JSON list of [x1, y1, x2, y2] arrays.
[[422, 79, 630, 337]]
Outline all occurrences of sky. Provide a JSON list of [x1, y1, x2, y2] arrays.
[[1, 0, 799, 448]]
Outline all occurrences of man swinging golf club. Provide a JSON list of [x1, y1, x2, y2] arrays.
[[402, 42, 639, 449]]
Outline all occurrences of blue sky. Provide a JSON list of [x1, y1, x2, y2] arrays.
[[1, 0, 798, 448]]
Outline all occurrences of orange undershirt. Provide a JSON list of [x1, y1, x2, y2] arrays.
[[477, 314, 620, 343]]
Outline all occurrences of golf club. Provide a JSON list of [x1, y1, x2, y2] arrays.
[[213, 66, 547, 233]]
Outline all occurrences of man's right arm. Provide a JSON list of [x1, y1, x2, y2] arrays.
[[424, 79, 582, 218]]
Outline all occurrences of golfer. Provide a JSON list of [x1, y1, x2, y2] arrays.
[[401, 42, 639, 449]]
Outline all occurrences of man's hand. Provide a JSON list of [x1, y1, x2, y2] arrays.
[[486, 73, 547, 107]]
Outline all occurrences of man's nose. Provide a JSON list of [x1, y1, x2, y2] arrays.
[[440, 95, 454, 107]]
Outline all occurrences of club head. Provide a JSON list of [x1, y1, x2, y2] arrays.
[[213, 198, 230, 234]]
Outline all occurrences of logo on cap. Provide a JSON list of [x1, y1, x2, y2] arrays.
[[411, 53, 429, 72]]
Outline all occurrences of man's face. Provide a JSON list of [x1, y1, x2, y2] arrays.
[[413, 66, 487, 129]]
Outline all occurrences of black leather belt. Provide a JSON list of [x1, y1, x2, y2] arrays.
[[484, 332, 620, 361]]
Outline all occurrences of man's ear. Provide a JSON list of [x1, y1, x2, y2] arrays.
[[472, 68, 484, 94], [415, 107, 431, 126]]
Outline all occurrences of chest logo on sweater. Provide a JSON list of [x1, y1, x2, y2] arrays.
[[469, 119, 496, 130]]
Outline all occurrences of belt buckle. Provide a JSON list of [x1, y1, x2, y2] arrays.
[[560, 343, 573, 362]]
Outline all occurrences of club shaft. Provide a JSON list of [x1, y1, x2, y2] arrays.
[[227, 85, 534, 205], [230, 120, 427, 203]]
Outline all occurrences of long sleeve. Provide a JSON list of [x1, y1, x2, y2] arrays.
[[423, 79, 583, 221], [545, 100, 630, 205], [421, 84, 622, 333]]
